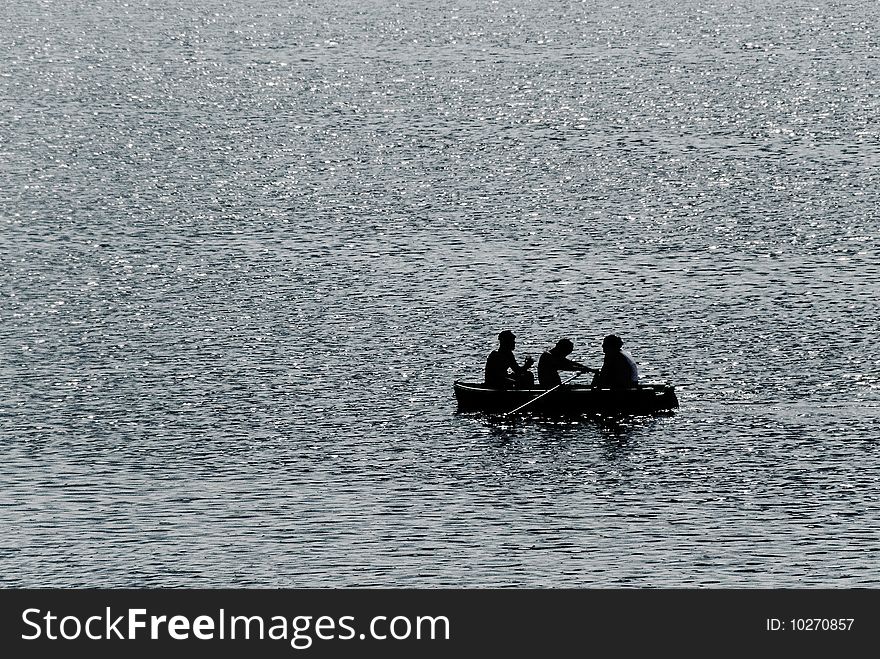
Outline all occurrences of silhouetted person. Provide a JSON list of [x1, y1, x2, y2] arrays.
[[485, 330, 535, 389], [537, 338, 597, 388], [592, 334, 639, 388]]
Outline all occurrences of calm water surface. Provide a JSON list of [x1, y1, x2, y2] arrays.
[[2, 0, 879, 587]]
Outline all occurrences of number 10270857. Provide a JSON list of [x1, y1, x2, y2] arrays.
[[766, 618, 854, 631]]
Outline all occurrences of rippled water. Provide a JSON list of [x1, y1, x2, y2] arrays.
[[2, 0, 879, 587]]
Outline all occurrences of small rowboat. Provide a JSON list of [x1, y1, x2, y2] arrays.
[[453, 381, 679, 416]]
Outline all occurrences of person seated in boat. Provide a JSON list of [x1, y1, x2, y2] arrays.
[[537, 338, 597, 388], [592, 334, 639, 388], [485, 330, 535, 389]]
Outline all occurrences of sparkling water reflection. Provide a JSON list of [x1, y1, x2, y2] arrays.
[[2, 0, 878, 587]]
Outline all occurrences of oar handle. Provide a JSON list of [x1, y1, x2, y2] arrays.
[[506, 370, 583, 416]]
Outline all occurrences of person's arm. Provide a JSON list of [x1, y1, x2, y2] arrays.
[[505, 350, 534, 375], [504, 351, 525, 375], [561, 357, 597, 373], [591, 360, 608, 386]]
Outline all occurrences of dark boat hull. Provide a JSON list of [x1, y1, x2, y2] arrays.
[[453, 381, 679, 416]]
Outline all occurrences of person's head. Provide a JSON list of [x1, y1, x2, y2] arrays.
[[602, 334, 623, 353], [553, 338, 574, 356], [498, 330, 516, 349]]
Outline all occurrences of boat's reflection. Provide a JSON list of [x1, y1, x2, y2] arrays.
[[459, 409, 672, 438], [456, 411, 672, 463]]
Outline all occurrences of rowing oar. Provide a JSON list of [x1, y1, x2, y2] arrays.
[[504, 370, 588, 417]]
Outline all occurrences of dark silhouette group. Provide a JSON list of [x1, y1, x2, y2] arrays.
[[485, 331, 640, 390]]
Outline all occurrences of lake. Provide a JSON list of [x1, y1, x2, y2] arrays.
[[2, 0, 878, 587]]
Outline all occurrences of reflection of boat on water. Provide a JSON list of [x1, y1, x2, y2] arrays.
[[453, 381, 679, 416]]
